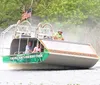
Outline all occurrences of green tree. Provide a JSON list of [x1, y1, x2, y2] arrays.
[[0, 0, 100, 28], [35, 0, 100, 24], [0, 0, 33, 27]]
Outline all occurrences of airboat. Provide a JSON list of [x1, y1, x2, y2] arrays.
[[0, 20, 99, 69]]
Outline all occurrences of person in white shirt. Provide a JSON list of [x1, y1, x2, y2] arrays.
[[25, 41, 32, 54]]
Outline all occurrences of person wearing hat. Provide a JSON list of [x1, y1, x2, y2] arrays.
[[53, 30, 64, 40]]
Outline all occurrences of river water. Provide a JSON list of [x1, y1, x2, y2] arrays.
[[0, 61, 100, 85]]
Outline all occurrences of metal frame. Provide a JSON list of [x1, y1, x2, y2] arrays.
[[0, 20, 33, 56], [35, 23, 54, 39]]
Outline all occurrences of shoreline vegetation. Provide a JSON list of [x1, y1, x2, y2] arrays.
[[0, 0, 100, 28]]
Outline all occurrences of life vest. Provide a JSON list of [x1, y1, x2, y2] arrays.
[[53, 32, 63, 39]]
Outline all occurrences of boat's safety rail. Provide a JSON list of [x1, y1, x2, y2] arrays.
[[35, 23, 54, 40], [13, 24, 33, 39]]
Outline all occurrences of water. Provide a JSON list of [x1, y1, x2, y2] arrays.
[[0, 48, 10, 56], [0, 62, 100, 85]]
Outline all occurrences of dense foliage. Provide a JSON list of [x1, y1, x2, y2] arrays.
[[0, 0, 100, 28]]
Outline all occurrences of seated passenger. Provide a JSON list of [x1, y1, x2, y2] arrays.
[[25, 41, 32, 54], [32, 44, 41, 53], [53, 30, 64, 40]]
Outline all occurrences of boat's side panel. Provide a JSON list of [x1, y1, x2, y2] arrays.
[[43, 53, 98, 68], [10, 39, 27, 54], [39, 40, 99, 68], [40, 40, 98, 58], [10, 38, 37, 55], [3, 52, 49, 64]]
